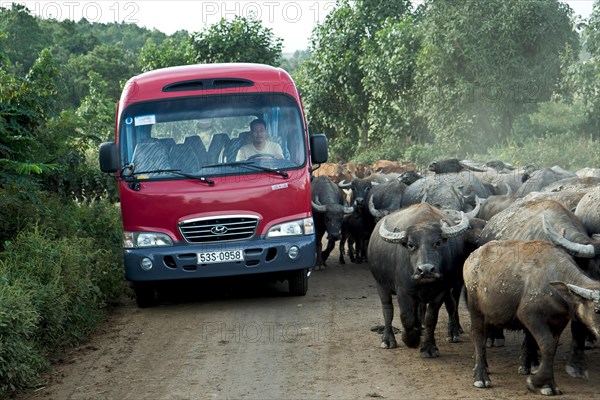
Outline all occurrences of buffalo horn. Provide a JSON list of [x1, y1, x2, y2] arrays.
[[311, 197, 327, 213], [378, 217, 407, 243], [338, 180, 352, 188], [459, 160, 487, 172], [566, 284, 600, 302], [368, 195, 386, 218], [542, 214, 595, 258], [440, 211, 470, 238], [465, 196, 482, 218]]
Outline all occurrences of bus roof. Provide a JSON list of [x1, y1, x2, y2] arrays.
[[119, 63, 299, 106]]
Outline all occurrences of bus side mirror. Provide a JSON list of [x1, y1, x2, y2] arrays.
[[99, 142, 119, 173], [310, 134, 328, 164]]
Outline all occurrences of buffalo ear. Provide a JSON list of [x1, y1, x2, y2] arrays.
[[549, 281, 577, 303], [551, 281, 600, 303]]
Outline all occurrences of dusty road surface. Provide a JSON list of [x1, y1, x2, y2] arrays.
[[19, 248, 600, 400]]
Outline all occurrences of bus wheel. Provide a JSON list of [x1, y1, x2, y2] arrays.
[[288, 268, 308, 296], [133, 282, 158, 308]]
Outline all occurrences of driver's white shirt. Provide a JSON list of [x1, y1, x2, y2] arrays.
[[236, 141, 284, 161]]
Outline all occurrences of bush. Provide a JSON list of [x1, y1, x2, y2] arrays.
[[1, 228, 106, 347], [0, 279, 46, 397], [0, 194, 125, 396], [475, 132, 600, 171]]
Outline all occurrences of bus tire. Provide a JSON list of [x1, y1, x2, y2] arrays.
[[288, 268, 308, 296]]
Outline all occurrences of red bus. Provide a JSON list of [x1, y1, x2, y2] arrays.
[[99, 63, 328, 307]]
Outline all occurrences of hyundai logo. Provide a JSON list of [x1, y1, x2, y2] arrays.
[[211, 225, 228, 235]]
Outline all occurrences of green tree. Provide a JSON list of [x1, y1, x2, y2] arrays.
[[66, 42, 138, 104], [0, 4, 48, 74], [576, 0, 600, 138], [139, 32, 194, 72], [296, 0, 412, 160], [415, 0, 579, 154], [191, 16, 283, 65], [0, 48, 62, 185], [360, 16, 422, 151]]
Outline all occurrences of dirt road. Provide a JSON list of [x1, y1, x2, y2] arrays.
[[21, 252, 600, 400]]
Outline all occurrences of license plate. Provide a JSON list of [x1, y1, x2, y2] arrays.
[[197, 249, 244, 264]]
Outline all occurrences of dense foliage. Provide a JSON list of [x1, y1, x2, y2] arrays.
[[298, 0, 600, 164], [1, 0, 599, 396]]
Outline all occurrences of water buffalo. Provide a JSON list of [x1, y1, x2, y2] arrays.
[[367, 179, 407, 221], [522, 191, 585, 212], [479, 199, 600, 278], [541, 176, 600, 194], [372, 160, 417, 174], [401, 176, 481, 213], [312, 162, 344, 183], [428, 158, 473, 174], [477, 195, 519, 221], [516, 167, 576, 196], [575, 186, 600, 235], [311, 176, 354, 269], [464, 240, 600, 395], [368, 203, 473, 357]]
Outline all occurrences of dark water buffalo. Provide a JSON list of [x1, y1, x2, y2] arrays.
[[311, 176, 354, 269], [575, 186, 600, 235], [516, 167, 576, 196], [427, 158, 473, 174], [478, 195, 519, 221], [368, 203, 474, 357], [401, 176, 480, 213], [339, 206, 373, 264], [367, 179, 407, 221], [464, 240, 600, 395], [338, 177, 375, 207]]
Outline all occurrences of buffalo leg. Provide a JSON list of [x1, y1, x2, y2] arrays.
[[524, 325, 562, 395], [470, 311, 492, 388], [398, 296, 421, 349], [376, 285, 397, 349], [487, 326, 506, 347], [315, 232, 325, 270], [444, 288, 462, 343], [420, 294, 444, 358], [518, 330, 539, 375], [566, 320, 589, 379], [321, 238, 336, 265], [338, 234, 347, 265]]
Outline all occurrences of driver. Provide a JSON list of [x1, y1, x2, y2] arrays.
[[236, 118, 284, 161]]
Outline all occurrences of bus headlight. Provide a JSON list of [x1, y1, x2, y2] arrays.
[[123, 231, 173, 248], [267, 218, 314, 238]]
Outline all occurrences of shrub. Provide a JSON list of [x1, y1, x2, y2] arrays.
[[1, 228, 106, 347], [0, 198, 125, 395], [0, 277, 46, 397], [475, 132, 600, 171]]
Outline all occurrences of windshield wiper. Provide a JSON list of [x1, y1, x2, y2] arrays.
[[121, 164, 214, 190], [202, 161, 289, 178]]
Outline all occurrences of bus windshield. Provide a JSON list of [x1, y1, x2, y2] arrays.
[[118, 93, 307, 178]]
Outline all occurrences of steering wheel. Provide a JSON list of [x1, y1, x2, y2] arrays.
[[247, 153, 276, 160]]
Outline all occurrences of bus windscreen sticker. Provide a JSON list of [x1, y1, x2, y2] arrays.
[[134, 115, 156, 126]]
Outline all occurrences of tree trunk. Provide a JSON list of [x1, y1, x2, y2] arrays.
[[360, 123, 368, 150]]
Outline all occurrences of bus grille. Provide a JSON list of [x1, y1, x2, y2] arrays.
[[179, 216, 259, 243]]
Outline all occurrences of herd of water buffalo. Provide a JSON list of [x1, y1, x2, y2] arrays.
[[310, 158, 600, 396]]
